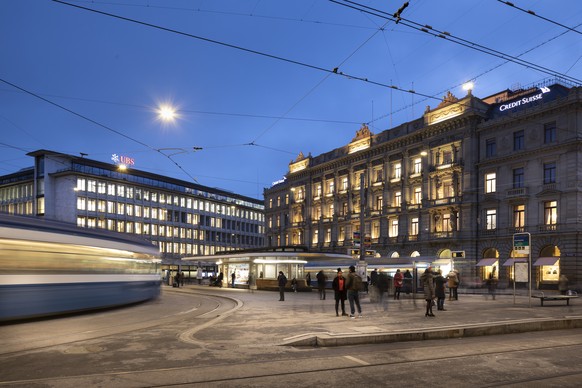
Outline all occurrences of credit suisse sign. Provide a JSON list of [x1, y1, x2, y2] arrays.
[[493, 84, 569, 117]]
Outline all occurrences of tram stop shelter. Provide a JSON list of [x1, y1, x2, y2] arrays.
[[182, 249, 353, 291]]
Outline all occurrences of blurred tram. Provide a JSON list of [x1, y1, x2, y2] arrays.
[[0, 214, 161, 322]]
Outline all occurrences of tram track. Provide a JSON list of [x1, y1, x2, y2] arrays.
[[1, 330, 581, 387]]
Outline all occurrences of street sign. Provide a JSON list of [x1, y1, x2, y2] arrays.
[[451, 250, 465, 258], [513, 233, 530, 254]]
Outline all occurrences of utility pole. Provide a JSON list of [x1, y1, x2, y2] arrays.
[[359, 172, 366, 262]]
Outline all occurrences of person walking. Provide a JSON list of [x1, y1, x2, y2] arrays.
[[403, 269, 413, 295], [486, 269, 497, 300], [434, 269, 447, 311], [332, 269, 348, 317], [277, 271, 287, 301], [196, 268, 203, 285], [447, 269, 459, 300], [231, 272, 236, 288], [376, 271, 389, 311], [421, 267, 436, 317], [558, 274, 569, 295], [316, 270, 327, 300], [306, 272, 311, 288], [345, 265, 363, 318], [393, 269, 404, 300]]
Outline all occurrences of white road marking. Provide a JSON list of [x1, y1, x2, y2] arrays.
[[344, 355, 370, 366]]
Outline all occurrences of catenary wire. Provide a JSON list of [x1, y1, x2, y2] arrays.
[[496, 0, 582, 35]]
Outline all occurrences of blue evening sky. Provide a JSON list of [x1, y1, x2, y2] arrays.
[[1, 0, 581, 199]]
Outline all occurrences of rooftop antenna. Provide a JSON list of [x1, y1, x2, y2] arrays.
[[79, 152, 88, 158]]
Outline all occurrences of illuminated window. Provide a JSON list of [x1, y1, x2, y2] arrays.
[[544, 201, 557, 225], [339, 226, 345, 242], [117, 185, 125, 197], [372, 221, 380, 239], [389, 219, 399, 237], [513, 204, 525, 228], [394, 191, 402, 207], [77, 197, 86, 210], [315, 184, 322, 198], [97, 182, 106, 194], [486, 209, 497, 230], [325, 228, 331, 243], [76, 178, 86, 192], [87, 199, 96, 212], [393, 163, 402, 180], [312, 229, 319, 244], [341, 176, 348, 191], [485, 173, 496, 193], [414, 187, 422, 204], [413, 158, 422, 174], [375, 195, 383, 211], [411, 217, 419, 235]]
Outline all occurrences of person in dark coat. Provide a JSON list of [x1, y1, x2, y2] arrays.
[[434, 269, 447, 310], [332, 269, 348, 316], [420, 267, 436, 317], [376, 271, 390, 311], [277, 271, 287, 301], [403, 269, 413, 294], [316, 270, 327, 300]]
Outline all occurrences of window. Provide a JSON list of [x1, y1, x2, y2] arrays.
[[543, 162, 556, 184], [513, 130, 524, 151], [513, 168, 524, 189], [269, 198, 273, 208], [76, 178, 86, 192], [443, 181, 454, 198], [486, 138, 496, 157], [374, 168, 383, 182], [375, 195, 383, 211], [77, 197, 86, 210], [544, 201, 557, 225], [389, 219, 399, 237], [339, 226, 345, 242], [486, 209, 497, 230], [277, 196, 281, 207], [442, 150, 452, 164], [394, 191, 402, 207], [513, 204, 525, 228], [327, 179, 335, 194], [97, 182, 106, 194], [341, 176, 348, 191], [413, 158, 422, 174], [411, 217, 419, 235], [414, 187, 422, 204], [312, 229, 319, 245], [315, 184, 322, 198], [544, 121, 556, 144], [372, 221, 380, 239], [485, 173, 496, 193], [393, 163, 402, 180]]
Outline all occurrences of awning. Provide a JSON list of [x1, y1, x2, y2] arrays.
[[432, 259, 452, 265], [534, 257, 559, 266], [502, 258, 528, 266], [476, 258, 498, 267]]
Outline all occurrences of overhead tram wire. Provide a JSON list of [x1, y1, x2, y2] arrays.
[[0, 77, 199, 183], [50, 1, 576, 141], [497, 0, 582, 36], [329, 0, 582, 85]]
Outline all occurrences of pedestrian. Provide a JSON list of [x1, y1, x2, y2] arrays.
[[434, 269, 447, 311], [376, 271, 389, 311], [216, 271, 224, 287], [291, 278, 298, 292], [403, 269, 413, 294], [558, 274, 569, 295], [174, 272, 180, 288], [196, 268, 203, 285], [277, 271, 287, 301], [248, 272, 255, 293], [447, 269, 459, 300], [316, 270, 327, 300], [306, 272, 311, 288], [332, 269, 348, 317], [231, 272, 236, 288], [345, 265, 363, 318], [180, 271, 185, 287], [393, 269, 404, 300], [421, 267, 435, 317], [370, 269, 378, 287], [486, 268, 497, 300]]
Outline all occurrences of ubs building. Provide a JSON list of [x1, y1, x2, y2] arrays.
[[264, 79, 582, 292], [0, 150, 265, 272]]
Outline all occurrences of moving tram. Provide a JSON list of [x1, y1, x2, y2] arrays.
[[0, 214, 161, 322]]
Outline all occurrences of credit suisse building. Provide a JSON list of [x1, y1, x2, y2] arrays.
[[0, 150, 265, 266], [264, 80, 582, 291]]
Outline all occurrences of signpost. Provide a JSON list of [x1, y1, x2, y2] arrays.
[[513, 232, 532, 307]]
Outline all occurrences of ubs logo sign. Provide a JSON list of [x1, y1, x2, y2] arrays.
[[111, 153, 135, 166]]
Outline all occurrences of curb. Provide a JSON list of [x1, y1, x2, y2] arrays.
[[281, 316, 582, 347]]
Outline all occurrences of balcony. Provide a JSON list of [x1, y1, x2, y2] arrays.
[[430, 231, 455, 239], [506, 187, 528, 198], [539, 224, 558, 232], [428, 197, 459, 206]]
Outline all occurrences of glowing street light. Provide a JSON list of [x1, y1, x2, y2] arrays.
[[157, 104, 178, 123], [462, 81, 474, 93]]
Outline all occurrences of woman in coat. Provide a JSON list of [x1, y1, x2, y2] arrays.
[[332, 269, 348, 317], [434, 269, 447, 311], [420, 267, 436, 317]]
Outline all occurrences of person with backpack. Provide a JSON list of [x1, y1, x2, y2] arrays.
[[345, 265, 363, 318]]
